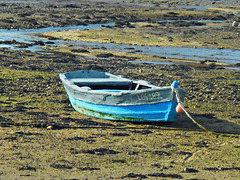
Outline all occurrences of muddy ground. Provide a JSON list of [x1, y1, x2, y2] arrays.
[[0, 0, 240, 179], [0, 0, 239, 30]]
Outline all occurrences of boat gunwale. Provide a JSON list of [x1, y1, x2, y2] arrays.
[[59, 70, 173, 96], [61, 78, 174, 96], [59, 70, 186, 106]]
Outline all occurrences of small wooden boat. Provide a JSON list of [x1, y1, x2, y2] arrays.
[[59, 70, 186, 122]]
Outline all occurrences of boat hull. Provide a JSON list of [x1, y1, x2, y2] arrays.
[[59, 70, 186, 122], [67, 92, 178, 122]]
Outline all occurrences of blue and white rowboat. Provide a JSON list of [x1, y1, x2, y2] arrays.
[[59, 70, 186, 122]]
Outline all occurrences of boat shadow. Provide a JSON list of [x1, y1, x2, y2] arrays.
[[130, 113, 240, 135]]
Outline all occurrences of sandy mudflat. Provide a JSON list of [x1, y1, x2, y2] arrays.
[[0, 0, 240, 179]]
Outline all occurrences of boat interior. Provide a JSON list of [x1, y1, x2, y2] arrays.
[[64, 71, 154, 91], [74, 81, 152, 91]]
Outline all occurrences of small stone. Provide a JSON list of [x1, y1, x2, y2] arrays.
[[195, 141, 208, 148], [122, 173, 147, 179], [152, 163, 161, 168], [19, 165, 36, 171], [204, 167, 219, 171], [152, 150, 170, 156], [183, 168, 199, 173], [163, 143, 176, 148], [47, 125, 53, 130]]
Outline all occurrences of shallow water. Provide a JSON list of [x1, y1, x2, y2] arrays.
[[0, 23, 114, 51], [175, 5, 212, 11], [130, 60, 174, 66], [70, 40, 240, 64], [1, 22, 240, 68]]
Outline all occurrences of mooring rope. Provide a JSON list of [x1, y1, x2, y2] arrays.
[[172, 86, 211, 132], [172, 85, 239, 137]]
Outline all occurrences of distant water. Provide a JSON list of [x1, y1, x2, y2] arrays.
[[0, 14, 239, 69], [68, 41, 240, 65], [1, 22, 240, 66], [0, 23, 114, 51]]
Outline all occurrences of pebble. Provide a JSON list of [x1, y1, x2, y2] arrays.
[[183, 168, 199, 173], [47, 125, 53, 130]]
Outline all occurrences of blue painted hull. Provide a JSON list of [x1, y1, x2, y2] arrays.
[[59, 70, 186, 122], [68, 93, 178, 122]]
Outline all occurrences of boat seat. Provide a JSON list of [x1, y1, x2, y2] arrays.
[[71, 78, 132, 86]]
